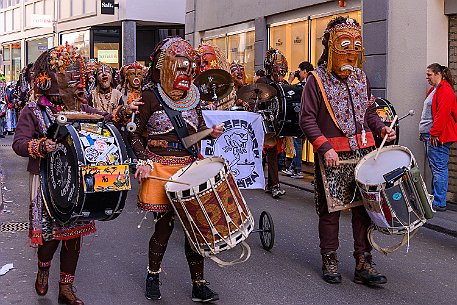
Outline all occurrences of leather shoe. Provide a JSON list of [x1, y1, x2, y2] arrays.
[[58, 283, 84, 305], [432, 204, 447, 212], [35, 268, 49, 296]]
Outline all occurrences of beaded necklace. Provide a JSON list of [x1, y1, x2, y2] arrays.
[[157, 83, 200, 111]]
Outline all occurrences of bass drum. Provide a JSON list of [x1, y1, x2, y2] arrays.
[[40, 121, 130, 224], [270, 83, 303, 137], [375, 97, 399, 146]]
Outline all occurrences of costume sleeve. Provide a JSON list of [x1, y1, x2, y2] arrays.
[[299, 75, 332, 155], [12, 107, 46, 159], [128, 90, 154, 160], [430, 84, 456, 138]]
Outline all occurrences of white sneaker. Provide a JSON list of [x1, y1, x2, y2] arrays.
[[281, 169, 293, 176], [291, 172, 303, 179]]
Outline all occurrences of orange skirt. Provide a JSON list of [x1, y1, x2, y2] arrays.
[[138, 162, 185, 212]]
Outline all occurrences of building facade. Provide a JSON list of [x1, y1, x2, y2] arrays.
[[187, 0, 457, 201], [0, 0, 186, 81]]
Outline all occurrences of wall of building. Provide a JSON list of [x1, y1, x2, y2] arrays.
[[447, 14, 457, 202], [387, 0, 448, 181]]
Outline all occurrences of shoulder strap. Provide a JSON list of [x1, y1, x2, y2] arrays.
[[150, 87, 197, 157], [310, 71, 341, 130]]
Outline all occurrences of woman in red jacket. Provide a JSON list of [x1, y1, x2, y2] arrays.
[[419, 63, 457, 211]]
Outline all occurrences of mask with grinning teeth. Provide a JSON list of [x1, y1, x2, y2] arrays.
[[152, 37, 197, 101]]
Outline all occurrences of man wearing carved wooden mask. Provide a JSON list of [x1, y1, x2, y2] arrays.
[[130, 37, 222, 303], [300, 17, 396, 286], [196, 43, 219, 75], [90, 64, 122, 113], [121, 62, 144, 105]]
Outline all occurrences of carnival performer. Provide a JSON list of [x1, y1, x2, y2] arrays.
[[229, 61, 251, 110], [15, 63, 34, 110], [129, 37, 223, 302], [256, 48, 288, 198], [90, 63, 122, 112], [196, 43, 235, 110], [300, 17, 396, 285], [12, 44, 136, 305], [119, 62, 144, 105]]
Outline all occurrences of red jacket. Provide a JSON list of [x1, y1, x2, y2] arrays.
[[429, 79, 457, 143]]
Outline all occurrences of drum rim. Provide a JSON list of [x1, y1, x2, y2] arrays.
[[355, 145, 415, 188]]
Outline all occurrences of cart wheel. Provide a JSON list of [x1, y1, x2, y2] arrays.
[[259, 211, 275, 251]]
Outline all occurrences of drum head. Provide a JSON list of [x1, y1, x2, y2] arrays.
[[355, 146, 413, 185], [167, 157, 225, 192], [269, 83, 303, 137]]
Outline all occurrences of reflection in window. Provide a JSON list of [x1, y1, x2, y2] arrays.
[[269, 20, 309, 83], [61, 30, 90, 59], [203, 30, 255, 83], [228, 31, 255, 83]]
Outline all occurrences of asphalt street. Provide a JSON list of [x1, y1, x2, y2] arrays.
[[1, 135, 457, 305]]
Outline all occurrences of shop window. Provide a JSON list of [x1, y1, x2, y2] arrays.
[[227, 31, 255, 83], [203, 30, 255, 83], [93, 28, 120, 69], [61, 30, 90, 59], [1, 41, 20, 82], [269, 20, 309, 82], [26, 37, 50, 64], [310, 11, 361, 67]]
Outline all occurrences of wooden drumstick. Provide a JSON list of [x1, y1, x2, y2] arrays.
[[147, 175, 191, 186], [374, 115, 398, 161]]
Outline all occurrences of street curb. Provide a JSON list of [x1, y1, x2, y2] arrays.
[[281, 179, 457, 239]]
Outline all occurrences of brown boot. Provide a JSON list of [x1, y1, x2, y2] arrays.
[[354, 252, 387, 285], [321, 251, 342, 284], [35, 268, 50, 296], [35, 260, 51, 296], [58, 283, 84, 305]]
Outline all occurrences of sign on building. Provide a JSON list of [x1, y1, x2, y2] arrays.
[[31, 14, 53, 28], [101, 0, 115, 15], [98, 50, 119, 64]]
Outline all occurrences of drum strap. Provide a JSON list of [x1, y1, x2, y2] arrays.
[[310, 71, 341, 131], [150, 87, 198, 158], [367, 224, 420, 255]]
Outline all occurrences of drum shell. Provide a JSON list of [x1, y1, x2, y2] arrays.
[[40, 122, 129, 224], [354, 145, 428, 234], [165, 157, 254, 256], [271, 83, 303, 137]]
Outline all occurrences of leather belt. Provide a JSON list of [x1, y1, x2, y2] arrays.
[[148, 139, 186, 150]]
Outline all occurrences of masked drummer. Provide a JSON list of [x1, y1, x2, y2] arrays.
[[129, 37, 223, 302], [12, 45, 137, 305], [256, 48, 288, 198], [299, 17, 396, 285]]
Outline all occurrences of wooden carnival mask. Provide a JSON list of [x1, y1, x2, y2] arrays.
[[157, 38, 197, 101], [230, 62, 246, 88], [56, 52, 87, 110], [326, 18, 364, 79], [196, 44, 219, 75], [96, 64, 113, 90], [125, 62, 144, 91]]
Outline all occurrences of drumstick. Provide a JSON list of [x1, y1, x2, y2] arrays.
[[147, 176, 191, 185], [338, 159, 358, 165], [374, 115, 398, 161]]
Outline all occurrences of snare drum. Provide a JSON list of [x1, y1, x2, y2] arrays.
[[165, 157, 254, 257], [40, 121, 130, 224], [355, 145, 432, 235]]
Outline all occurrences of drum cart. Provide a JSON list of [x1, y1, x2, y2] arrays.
[[252, 211, 275, 251]]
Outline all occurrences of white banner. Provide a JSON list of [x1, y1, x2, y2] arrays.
[[31, 14, 53, 28], [201, 111, 265, 189]]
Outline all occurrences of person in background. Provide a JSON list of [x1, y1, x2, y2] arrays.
[[283, 61, 315, 178], [419, 63, 457, 212], [253, 69, 265, 83]]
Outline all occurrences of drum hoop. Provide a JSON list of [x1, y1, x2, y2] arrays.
[[165, 156, 228, 195], [355, 145, 415, 188]]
